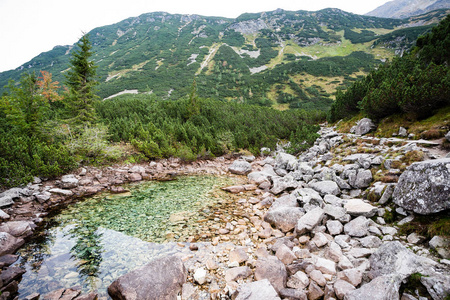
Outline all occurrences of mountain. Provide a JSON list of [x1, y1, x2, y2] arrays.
[[1, 8, 448, 110], [366, 0, 450, 19]]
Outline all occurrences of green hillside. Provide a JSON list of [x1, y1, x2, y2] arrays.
[[1, 8, 448, 110]]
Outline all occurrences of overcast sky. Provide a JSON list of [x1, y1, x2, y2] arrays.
[[0, 0, 391, 72]]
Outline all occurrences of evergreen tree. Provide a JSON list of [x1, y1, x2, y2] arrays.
[[65, 34, 99, 126]]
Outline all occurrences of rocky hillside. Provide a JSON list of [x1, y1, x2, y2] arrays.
[[0, 8, 448, 110], [0, 118, 449, 299], [366, 0, 450, 19]]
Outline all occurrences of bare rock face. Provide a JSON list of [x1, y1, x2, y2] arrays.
[[108, 255, 187, 300], [393, 158, 450, 214]]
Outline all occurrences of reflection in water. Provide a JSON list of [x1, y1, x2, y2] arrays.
[[15, 175, 239, 298]]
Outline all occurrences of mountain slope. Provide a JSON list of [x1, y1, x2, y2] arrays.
[[0, 8, 448, 110], [366, 0, 450, 19]]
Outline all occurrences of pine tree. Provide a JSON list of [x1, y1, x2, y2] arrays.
[[65, 34, 98, 126]]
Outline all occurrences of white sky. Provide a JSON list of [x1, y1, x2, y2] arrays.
[[0, 0, 391, 72]]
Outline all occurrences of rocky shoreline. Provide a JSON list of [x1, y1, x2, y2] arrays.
[[1, 122, 450, 300]]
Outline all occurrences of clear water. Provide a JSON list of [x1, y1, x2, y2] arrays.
[[15, 175, 240, 298]]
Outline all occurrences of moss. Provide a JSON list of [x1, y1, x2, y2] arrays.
[[398, 214, 450, 239]]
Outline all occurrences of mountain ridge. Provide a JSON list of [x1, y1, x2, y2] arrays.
[[366, 0, 450, 19], [1, 8, 448, 110]]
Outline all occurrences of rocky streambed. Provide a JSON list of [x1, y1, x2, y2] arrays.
[[0, 122, 449, 300]]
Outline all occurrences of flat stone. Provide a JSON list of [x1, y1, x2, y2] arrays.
[[225, 266, 251, 282], [276, 244, 297, 265], [229, 160, 252, 175], [309, 270, 326, 287], [49, 188, 73, 196], [0, 232, 25, 256], [315, 257, 336, 275], [60, 174, 79, 189], [334, 279, 356, 299], [344, 199, 377, 217], [229, 247, 249, 264], [309, 180, 340, 196]]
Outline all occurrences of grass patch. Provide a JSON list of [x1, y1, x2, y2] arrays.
[[398, 214, 450, 240]]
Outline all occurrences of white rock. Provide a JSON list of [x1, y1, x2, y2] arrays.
[[193, 268, 207, 285]]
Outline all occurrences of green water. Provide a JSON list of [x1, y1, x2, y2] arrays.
[[15, 175, 240, 298]]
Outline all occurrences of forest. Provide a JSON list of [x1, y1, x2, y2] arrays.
[[328, 14, 450, 122]]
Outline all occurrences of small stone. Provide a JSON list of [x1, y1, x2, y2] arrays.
[[234, 279, 281, 300], [312, 232, 329, 248], [337, 268, 362, 287], [315, 257, 336, 275], [344, 199, 377, 217], [229, 247, 249, 264], [287, 271, 310, 289], [407, 232, 424, 244], [189, 244, 198, 251], [193, 268, 207, 285], [344, 216, 369, 237], [326, 220, 343, 236], [308, 281, 324, 300]]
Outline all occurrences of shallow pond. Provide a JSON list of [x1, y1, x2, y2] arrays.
[[15, 175, 241, 298]]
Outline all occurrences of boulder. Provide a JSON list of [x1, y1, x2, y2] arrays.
[[393, 158, 450, 214], [234, 279, 281, 300], [229, 160, 252, 175], [343, 216, 369, 237], [0, 188, 24, 207], [309, 180, 340, 196], [295, 207, 325, 235], [344, 274, 400, 300], [60, 174, 79, 189], [351, 169, 373, 189], [0, 232, 25, 256], [0, 220, 35, 238], [275, 152, 298, 171], [254, 257, 287, 292], [352, 118, 376, 136], [108, 255, 187, 300], [264, 207, 304, 233], [270, 176, 299, 195]]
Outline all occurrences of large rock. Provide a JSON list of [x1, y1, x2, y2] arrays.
[[275, 152, 298, 171], [254, 257, 287, 293], [270, 176, 299, 195], [0, 188, 25, 207], [344, 274, 400, 300], [343, 216, 369, 237], [295, 207, 325, 235], [0, 232, 25, 256], [229, 160, 252, 175], [234, 279, 281, 300], [393, 158, 450, 214], [309, 181, 340, 196], [0, 220, 35, 238], [108, 255, 187, 300], [351, 118, 376, 136], [60, 174, 79, 189], [264, 207, 305, 233]]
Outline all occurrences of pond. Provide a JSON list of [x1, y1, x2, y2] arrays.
[[15, 175, 242, 298]]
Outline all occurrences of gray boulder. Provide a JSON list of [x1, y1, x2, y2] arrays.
[[296, 207, 325, 235], [108, 255, 187, 300], [0, 188, 26, 207], [0, 221, 35, 238], [309, 180, 340, 196], [275, 152, 298, 171], [344, 274, 400, 300], [344, 216, 369, 237], [60, 174, 79, 189], [351, 169, 373, 189], [270, 176, 299, 195], [352, 118, 376, 136], [229, 160, 252, 175], [264, 207, 305, 233], [393, 158, 450, 214], [344, 199, 377, 217], [234, 279, 281, 300]]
